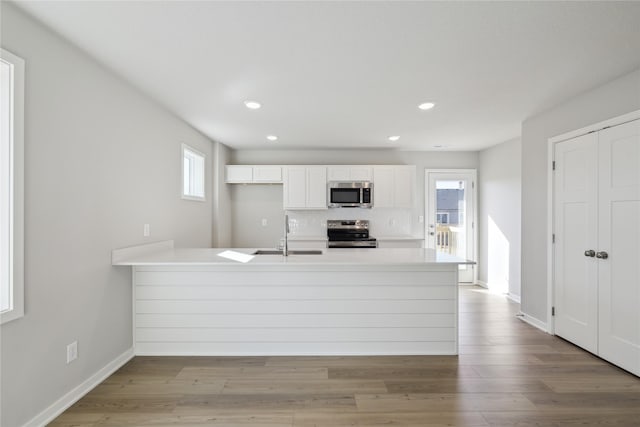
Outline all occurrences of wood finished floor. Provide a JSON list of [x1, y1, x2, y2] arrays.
[[50, 286, 640, 426]]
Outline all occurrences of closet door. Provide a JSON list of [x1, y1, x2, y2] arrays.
[[597, 119, 640, 376], [554, 133, 599, 353]]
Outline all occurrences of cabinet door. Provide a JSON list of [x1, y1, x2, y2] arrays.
[[327, 167, 350, 182], [373, 167, 394, 208], [597, 119, 640, 376], [226, 166, 253, 183], [350, 166, 372, 181], [394, 166, 414, 208], [554, 133, 599, 354], [284, 167, 307, 209], [253, 166, 282, 183], [306, 167, 327, 209]]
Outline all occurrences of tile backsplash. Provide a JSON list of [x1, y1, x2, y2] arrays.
[[287, 209, 413, 237]]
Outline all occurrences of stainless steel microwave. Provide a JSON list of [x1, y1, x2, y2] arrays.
[[328, 181, 373, 208]]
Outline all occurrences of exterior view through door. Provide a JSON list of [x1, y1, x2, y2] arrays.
[[425, 169, 477, 283]]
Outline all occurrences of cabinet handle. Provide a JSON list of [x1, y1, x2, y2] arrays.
[[584, 250, 596, 257], [596, 251, 609, 259]]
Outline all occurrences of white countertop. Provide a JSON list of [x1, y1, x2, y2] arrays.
[[112, 242, 472, 266], [287, 235, 423, 241], [376, 235, 424, 240]]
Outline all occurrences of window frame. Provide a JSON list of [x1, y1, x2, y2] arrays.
[[1, 48, 25, 325], [181, 143, 206, 202]]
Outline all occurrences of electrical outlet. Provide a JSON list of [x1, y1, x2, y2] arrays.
[[261, 219, 268, 227], [143, 224, 150, 237], [66, 341, 78, 364]]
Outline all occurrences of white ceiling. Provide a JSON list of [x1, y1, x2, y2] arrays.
[[14, 1, 640, 151]]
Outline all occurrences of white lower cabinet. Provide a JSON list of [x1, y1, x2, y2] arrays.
[[554, 118, 640, 376], [283, 166, 327, 210]]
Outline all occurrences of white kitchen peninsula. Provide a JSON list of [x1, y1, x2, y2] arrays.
[[113, 241, 472, 356]]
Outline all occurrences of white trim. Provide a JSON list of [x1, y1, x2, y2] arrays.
[[517, 312, 548, 333], [547, 132, 555, 334], [22, 348, 134, 427], [548, 110, 640, 144], [181, 143, 206, 202], [507, 293, 521, 304], [546, 109, 640, 337], [475, 279, 488, 289], [0, 48, 25, 325], [424, 169, 478, 284]]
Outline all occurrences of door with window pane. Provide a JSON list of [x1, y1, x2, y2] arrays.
[[426, 170, 476, 283]]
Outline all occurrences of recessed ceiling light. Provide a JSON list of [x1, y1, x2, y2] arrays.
[[244, 100, 261, 110], [266, 135, 278, 141], [432, 144, 443, 148], [418, 102, 435, 110], [388, 135, 400, 142]]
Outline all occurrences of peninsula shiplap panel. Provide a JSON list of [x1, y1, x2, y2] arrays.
[[132, 266, 458, 355], [135, 270, 455, 286], [136, 285, 455, 300], [135, 313, 456, 328], [136, 327, 455, 343], [136, 299, 456, 314], [135, 341, 458, 356]]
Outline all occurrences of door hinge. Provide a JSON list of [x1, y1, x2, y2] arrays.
[[552, 234, 555, 243], [551, 306, 555, 316], [472, 181, 475, 189], [552, 161, 556, 171]]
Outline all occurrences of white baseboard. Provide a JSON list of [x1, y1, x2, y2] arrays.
[[23, 347, 134, 427], [475, 280, 488, 289], [517, 312, 548, 333], [507, 293, 521, 304]]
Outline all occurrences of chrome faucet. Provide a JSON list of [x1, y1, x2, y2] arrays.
[[283, 214, 290, 256]]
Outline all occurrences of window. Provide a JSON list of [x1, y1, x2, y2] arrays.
[[1, 49, 25, 324], [181, 144, 205, 201]]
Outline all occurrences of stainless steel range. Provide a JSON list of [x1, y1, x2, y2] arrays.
[[327, 220, 378, 248]]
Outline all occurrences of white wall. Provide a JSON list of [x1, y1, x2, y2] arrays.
[[478, 139, 521, 299], [228, 150, 478, 247], [0, 4, 214, 426], [521, 68, 640, 325]]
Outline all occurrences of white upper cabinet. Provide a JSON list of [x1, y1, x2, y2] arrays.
[[373, 166, 416, 208], [226, 166, 253, 183], [284, 166, 327, 210], [226, 165, 283, 183], [328, 166, 372, 182], [253, 166, 282, 182]]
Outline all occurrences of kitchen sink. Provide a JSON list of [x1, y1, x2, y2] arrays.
[[252, 249, 323, 255]]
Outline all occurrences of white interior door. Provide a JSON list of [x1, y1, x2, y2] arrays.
[[553, 133, 599, 354], [597, 119, 640, 376], [425, 170, 476, 283]]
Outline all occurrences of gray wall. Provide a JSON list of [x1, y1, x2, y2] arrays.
[[212, 142, 232, 247], [521, 68, 640, 324], [478, 139, 522, 299], [0, 5, 214, 426], [228, 150, 479, 247]]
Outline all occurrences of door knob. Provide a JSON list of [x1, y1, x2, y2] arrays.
[[584, 250, 596, 257], [596, 251, 609, 259], [429, 232, 435, 236]]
